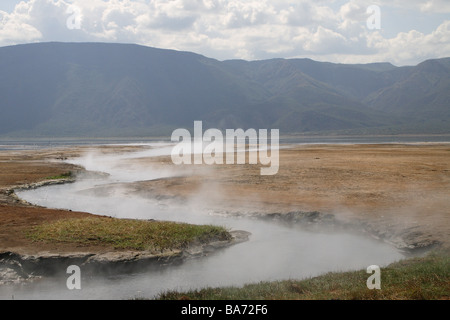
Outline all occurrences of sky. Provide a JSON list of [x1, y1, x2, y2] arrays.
[[0, 0, 449, 66]]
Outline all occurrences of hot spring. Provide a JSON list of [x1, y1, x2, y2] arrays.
[[2, 143, 404, 300]]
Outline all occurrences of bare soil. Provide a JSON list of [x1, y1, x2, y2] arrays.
[[0, 146, 142, 255]]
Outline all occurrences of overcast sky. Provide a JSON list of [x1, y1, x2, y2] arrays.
[[0, 0, 449, 66]]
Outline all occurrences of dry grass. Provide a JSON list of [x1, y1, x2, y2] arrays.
[[27, 217, 231, 252]]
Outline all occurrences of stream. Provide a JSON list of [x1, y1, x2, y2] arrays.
[[1, 143, 403, 300]]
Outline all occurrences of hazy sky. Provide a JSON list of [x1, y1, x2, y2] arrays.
[[0, 0, 449, 65]]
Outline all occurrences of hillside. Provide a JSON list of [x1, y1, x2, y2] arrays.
[[0, 42, 448, 137]]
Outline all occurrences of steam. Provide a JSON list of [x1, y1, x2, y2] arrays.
[[9, 143, 404, 300]]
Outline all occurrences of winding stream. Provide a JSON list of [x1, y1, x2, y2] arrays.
[[2, 143, 403, 300]]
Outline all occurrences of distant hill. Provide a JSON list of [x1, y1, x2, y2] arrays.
[[0, 42, 449, 137]]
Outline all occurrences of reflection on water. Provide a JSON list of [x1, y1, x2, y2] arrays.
[[1, 143, 405, 300]]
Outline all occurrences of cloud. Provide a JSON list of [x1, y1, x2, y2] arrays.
[[0, 0, 448, 65], [368, 20, 450, 65], [0, 14, 42, 45], [419, 0, 450, 13], [303, 26, 348, 53], [376, 0, 450, 13], [0, 3, 42, 45]]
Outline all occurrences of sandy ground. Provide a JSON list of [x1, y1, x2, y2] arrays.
[[0, 143, 449, 256]]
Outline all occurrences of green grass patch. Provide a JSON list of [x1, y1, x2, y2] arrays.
[[157, 250, 450, 300], [45, 171, 73, 180], [27, 217, 231, 252]]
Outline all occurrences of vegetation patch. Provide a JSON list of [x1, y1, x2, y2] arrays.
[[27, 217, 231, 252], [45, 171, 73, 180], [157, 250, 450, 300]]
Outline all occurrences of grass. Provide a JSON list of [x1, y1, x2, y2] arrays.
[[27, 217, 231, 252], [157, 250, 450, 300], [45, 171, 73, 180]]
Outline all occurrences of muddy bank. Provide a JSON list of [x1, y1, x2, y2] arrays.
[[1, 178, 76, 207], [256, 211, 441, 254], [0, 230, 250, 285]]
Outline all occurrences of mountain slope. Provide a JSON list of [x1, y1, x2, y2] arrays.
[[0, 42, 448, 137], [367, 58, 450, 118]]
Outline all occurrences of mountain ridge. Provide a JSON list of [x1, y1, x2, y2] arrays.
[[0, 42, 449, 137]]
